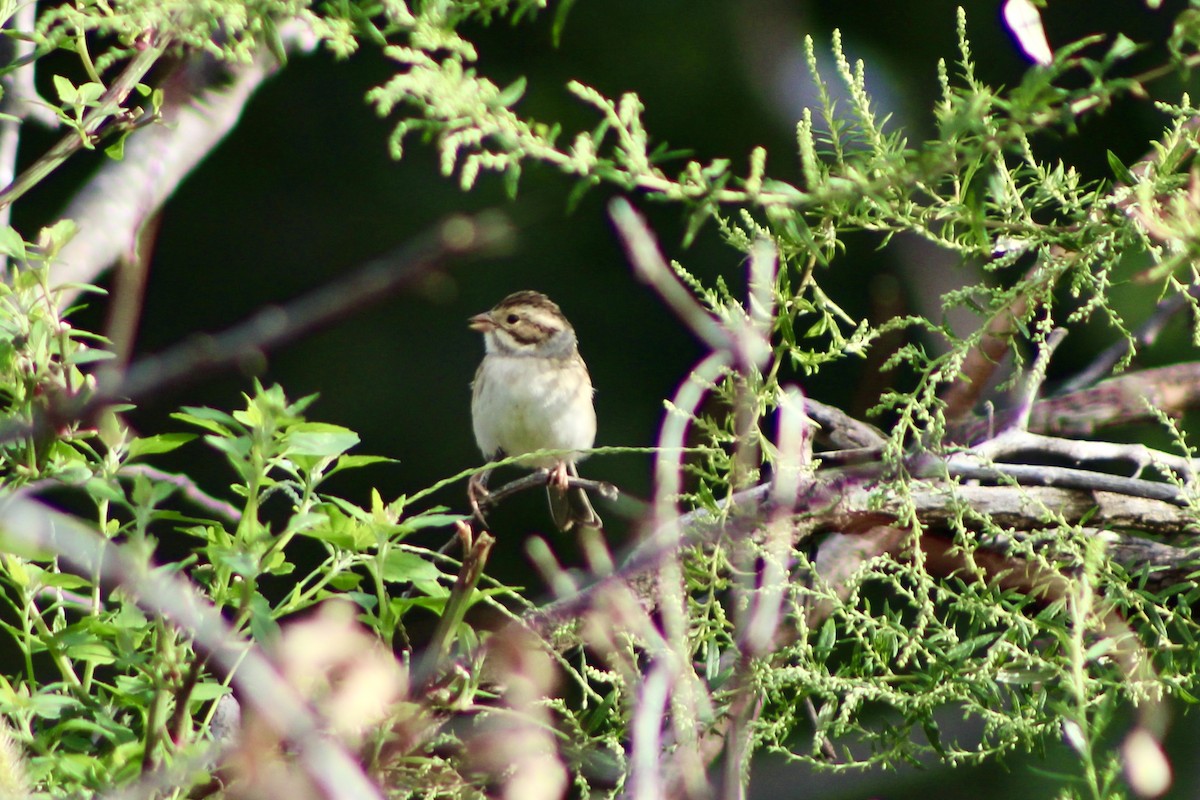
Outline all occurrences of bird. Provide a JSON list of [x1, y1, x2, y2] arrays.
[[468, 290, 602, 531]]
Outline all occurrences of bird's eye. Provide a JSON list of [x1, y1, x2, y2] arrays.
[[506, 313, 520, 324]]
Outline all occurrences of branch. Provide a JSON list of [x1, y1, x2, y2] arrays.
[[1057, 283, 1200, 395], [50, 20, 319, 296], [528, 460, 1200, 638], [0, 31, 172, 212], [475, 469, 619, 512], [0, 211, 512, 449], [940, 274, 1032, 425], [949, 362, 1200, 441], [963, 429, 1195, 480], [118, 464, 242, 522], [0, 492, 385, 800], [0, 1, 61, 250]]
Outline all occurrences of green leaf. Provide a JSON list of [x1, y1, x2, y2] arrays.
[[82, 477, 125, 504], [64, 640, 116, 665], [247, 592, 279, 643], [327, 454, 396, 477], [127, 432, 197, 460], [494, 76, 527, 108], [105, 131, 128, 161], [28, 693, 81, 720], [39, 572, 92, 591], [400, 513, 465, 533], [1106, 150, 1136, 185], [1105, 33, 1140, 63], [38, 219, 79, 257], [304, 522, 371, 550], [207, 545, 258, 579], [815, 618, 837, 659], [551, 0, 577, 45], [0, 226, 26, 260], [285, 423, 359, 457], [190, 682, 230, 702], [204, 434, 251, 463], [381, 550, 447, 596], [75, 82, 104, 105], [172, 408, 238, 437], [52, 74, 77, 104], [329, 572, 364, 591], [67, 348, 115, 365]]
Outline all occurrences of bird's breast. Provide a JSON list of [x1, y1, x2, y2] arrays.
[[472, 355, 596, 467]]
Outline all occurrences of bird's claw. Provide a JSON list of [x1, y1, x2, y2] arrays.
[[468, 471, 492, 528], [549, 462, 570, 492]]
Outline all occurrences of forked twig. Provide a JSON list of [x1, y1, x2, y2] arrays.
[[469, 468, 618, 529], [480, 470, 619, 508]]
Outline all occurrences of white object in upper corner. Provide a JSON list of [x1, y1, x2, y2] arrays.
[[1003, 0, 1054, 66]]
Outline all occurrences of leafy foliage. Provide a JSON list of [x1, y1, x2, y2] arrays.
[[1, 1, 1200, 799]]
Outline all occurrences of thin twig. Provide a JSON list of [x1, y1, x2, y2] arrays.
[[950, 362, 1200, 441], [415, 523, 495, 690], [940, 273, 1033, 425], [52, 21, 319, 295], [966, 429, 1195, 480], [476, 469, 618, 510], [940, 459, 1191, 506], [0, 2, 60, 259], [1008, 327, 1066, 431], [112, 213, 511, 402], [0, 31, 171, 211], [0, 211, 512, 446], [1057, 283, 1200, 395], [120, 464, 242, 522]]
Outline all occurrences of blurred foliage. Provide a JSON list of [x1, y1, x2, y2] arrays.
[[0, 1, 1198, 799]]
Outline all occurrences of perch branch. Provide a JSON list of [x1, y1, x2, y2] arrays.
[[473, 469, 618, 512]]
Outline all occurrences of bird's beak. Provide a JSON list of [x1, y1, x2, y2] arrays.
[[468, 312, 495, 332]]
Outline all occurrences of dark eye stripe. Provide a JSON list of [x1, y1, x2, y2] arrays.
[[507, 322, 552, 345]]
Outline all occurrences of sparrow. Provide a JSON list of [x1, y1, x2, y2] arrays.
[[469, 290, 602, 530]]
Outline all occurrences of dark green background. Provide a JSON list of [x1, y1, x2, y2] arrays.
[[22, 1, 1200, 797]]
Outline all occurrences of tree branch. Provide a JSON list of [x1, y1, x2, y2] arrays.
[[50, 20, 319, 296]]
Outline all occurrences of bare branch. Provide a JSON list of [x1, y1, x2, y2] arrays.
[[950, 362, 1200, 441], [530, 464, 1200, 639], [965, 429, 1195, 480], [940, 273, 1032, 425], [1058, 283, 1200, 394], [51, 21, 319, 295], [119, 464, 243, 522], [0, 211, 513, 450]]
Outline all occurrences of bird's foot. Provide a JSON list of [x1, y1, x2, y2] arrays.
[[549, 461, 570, 492], [468, 471, 492, 528]]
